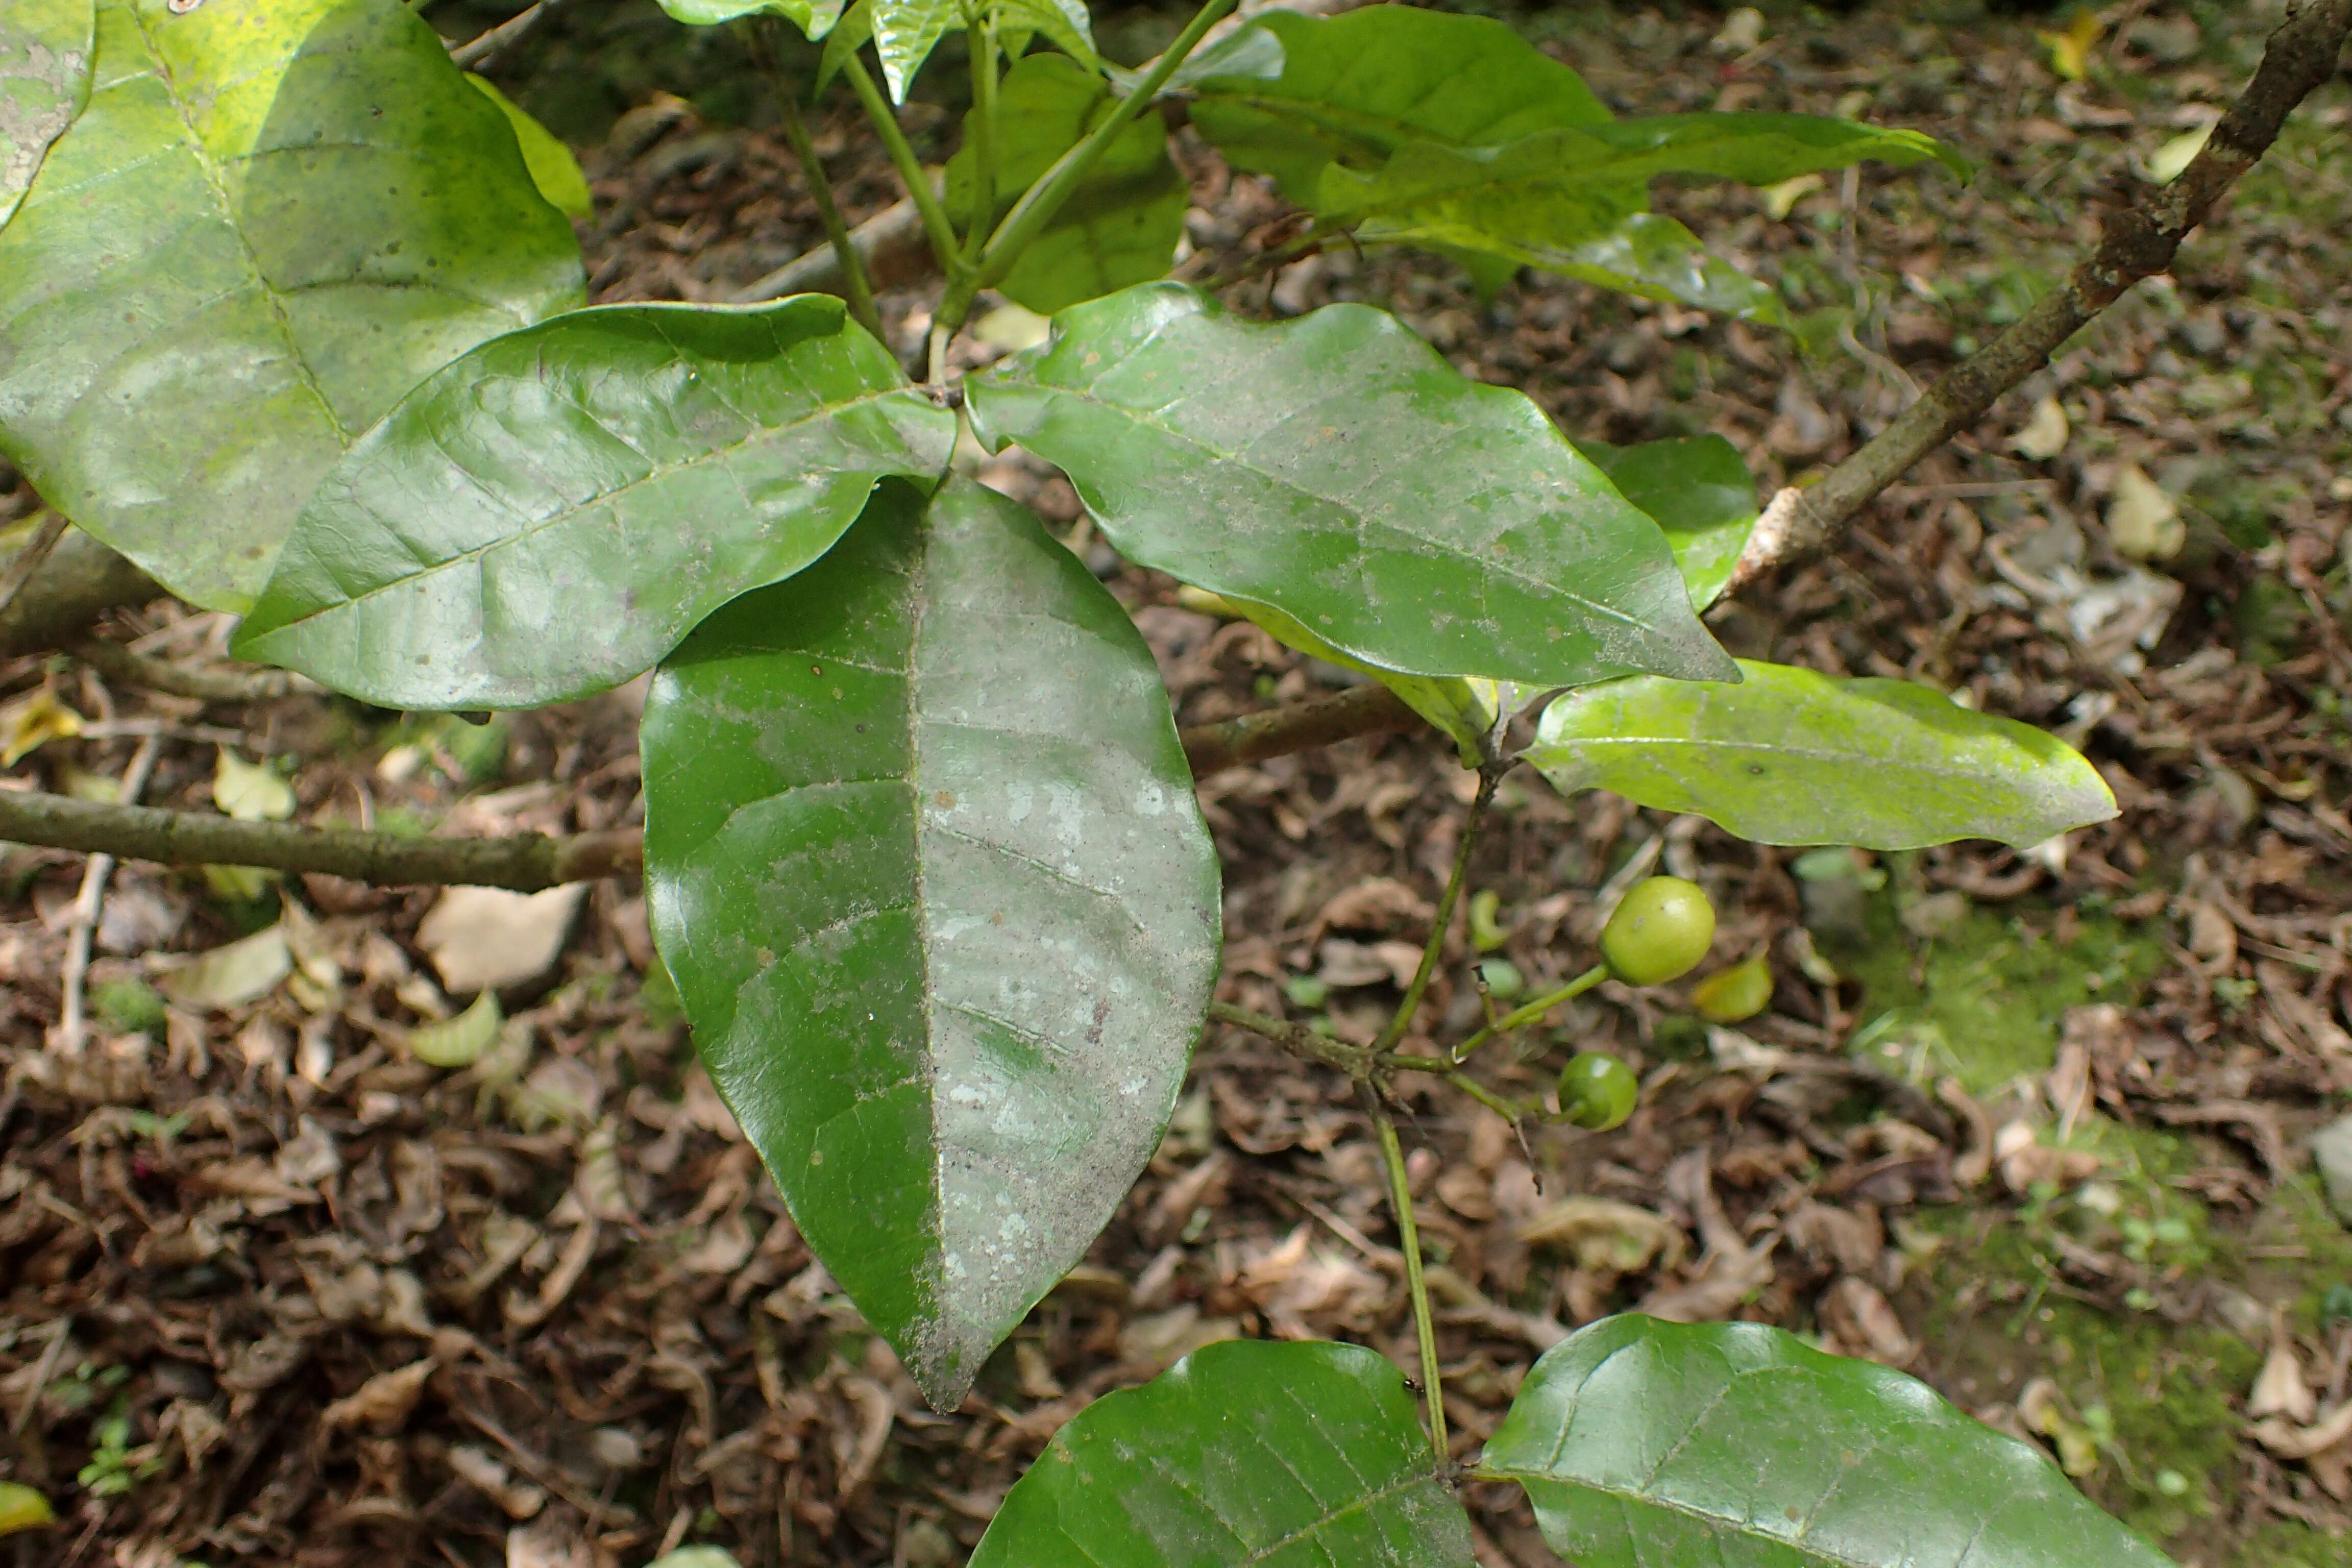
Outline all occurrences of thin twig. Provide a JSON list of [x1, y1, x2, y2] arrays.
[[54, 736, 159, 1056], [70, 638, 314, 704], [448, 0, 555, 69], [1731, 0, 2352, 587], [1205, 999, 1368, 1076], [1370, 1089, 1448, 1465], [0, 512, 69, 622], [1372, 768, 1496, 1055], [1450, 963, 1609, 1065]]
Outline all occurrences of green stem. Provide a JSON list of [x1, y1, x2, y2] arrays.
[[973, 0, 1236, 290], [1206, 999, 1369, 1077], [758, 25, 882, 340], [961, 16, 998, 269], [1372, 768, 1496, 1056], [841, 54, 961, 272], [1371, 1091, 1448, 1466], [1449, 963, 1609, 1065], [1444, 1070, 1527, 1122]]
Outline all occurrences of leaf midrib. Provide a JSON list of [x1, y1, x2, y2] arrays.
[[126, 2, 352, 445], [1022, 352, 1664, 657], [251, 379, 924, 636], [1540, 732, 2042, 787]]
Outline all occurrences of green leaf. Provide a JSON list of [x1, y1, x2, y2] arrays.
[[0, 0, 584, 613], [816, 0, 871, 93], [944, 54, 1181, 313], [968, 283, 1734, 691], [233, 297, 955, 710], [640, 477, 1221, 1411], [970, 1339, 1472, 1566], [1317, 115, 1957, 319], [872, 0, 959, 100], [468, 75, 593, 221], [1189, 7, 1608, 207], [1573, 435, 1758, 610], [1525, 659, 2118, 850], [1482, 1315, 2172, 1568], [1323, 116, 1967, 227], [990, 0, 1096, 72], [653, 0, 844, 36], [1104, 21, 1280, 100], [0, 0, 92, 227]]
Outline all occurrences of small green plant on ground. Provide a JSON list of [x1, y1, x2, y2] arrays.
[[2, 0, 2346, 1559]]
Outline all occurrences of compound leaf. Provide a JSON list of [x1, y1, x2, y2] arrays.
[[640, 477, 1221, 1412], [233, 297, 957, 710], [1483, 1315, 2172, 1568], [1189, 7, 1607, 207], [1525, 659, 2117, 850], [944, 54, 1181, 313], [0, 0, 92, 226], [1573, 435, 1758, 609], [653, 0, 844, 36], [0, 0, 584, 613], [968, 283, 1734, 691], [970, 1339, 1473, 1567]]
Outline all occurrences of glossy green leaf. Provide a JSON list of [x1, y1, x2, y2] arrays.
[[944, 55, 1181, 313], [233, 297, 955, 710], [1189, 7, 1607, 207], [1483, 1315, 2171, 1568], [1318, 115, 1957, 318], [0, 0, 584, 613], [1323, 115, 1966, 226], [0, 0, 91, 227], [654, 0, 843, 36], [641, 477, 1221, 1411], [873, 0, 959, 100], [1525, 659, 2118, 850], [1104, 21, 1281, 99], [971, 1339, 1473, 1567], [1574, 435, 1758, 610], [991, 0, 1096, 72], [968, 283, 1735, 691], [468, 75, 593, 220]]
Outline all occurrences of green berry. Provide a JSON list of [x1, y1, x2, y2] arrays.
[[1478, 957, 1524, 1000], [1600, 876, 1716, 986], [1558, 1051, 1638, 1131], [1690, 951, 1773, 1023]]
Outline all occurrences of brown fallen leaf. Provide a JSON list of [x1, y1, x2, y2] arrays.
[[321, 1358, 435, 1436], [1821, 1276, 1918, 1367], [1518, 1197, 1686, 1276], [2250, 1309, 2317, 1425]]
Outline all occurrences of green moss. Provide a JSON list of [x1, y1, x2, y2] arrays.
[[1833, 894, 2168, 1093]]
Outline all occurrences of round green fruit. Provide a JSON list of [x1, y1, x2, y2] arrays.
[[1558, 1051, 1638, 1131], [1599, 876, 1716, 986]]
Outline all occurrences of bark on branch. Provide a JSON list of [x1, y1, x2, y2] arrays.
[[1728, 0, 2352, 589], [0, 695, 1414, 889], [2, 0, 2340, 891]]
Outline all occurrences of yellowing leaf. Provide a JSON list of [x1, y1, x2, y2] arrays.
[[408, 989, 504, 1068], [1691, 951, 1774, 1023], [0, 1483, 55, 1538], [2040, 11, 2102, 82], [214, 748, 296, 821], [155, 924, 292, 1010], [0, 687, 83, 765], [1759, 173, 1824, 220], [2009, 394, 2070, 461], [2148, 122, 2214, 185], [466, 75, 594, 222], [2108, 463, 2184, 561]]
